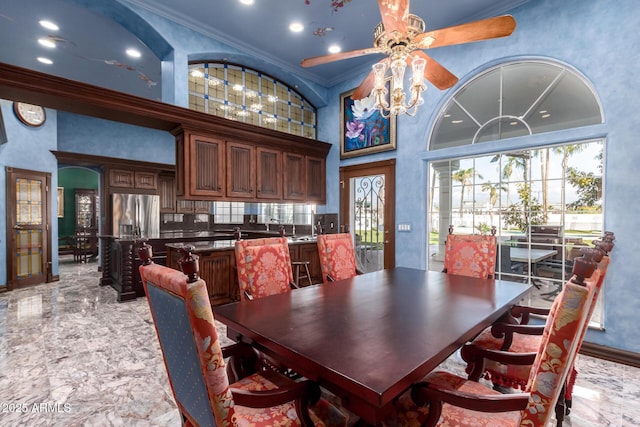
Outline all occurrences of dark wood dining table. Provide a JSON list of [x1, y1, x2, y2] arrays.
[[213, 267, 532, 425]]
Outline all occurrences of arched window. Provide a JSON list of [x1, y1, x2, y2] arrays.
[[430, 61, 602, 150], [188, 62, 317, 139]]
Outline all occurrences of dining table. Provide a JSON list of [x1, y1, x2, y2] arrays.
[[213, 267, 532, 425]]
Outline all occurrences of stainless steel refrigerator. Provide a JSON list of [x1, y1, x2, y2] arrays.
[[112, 193, 160, 238]]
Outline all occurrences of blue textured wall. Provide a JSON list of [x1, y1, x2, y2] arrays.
[[0, 100, 60, 285], [319, 0, 640, 352]]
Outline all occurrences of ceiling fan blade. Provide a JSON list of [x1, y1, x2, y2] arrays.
[[410, 51, 458, 90], [378, 0, 410, 36], [415, 15, 516, 50], [300, 47, 382, 68]]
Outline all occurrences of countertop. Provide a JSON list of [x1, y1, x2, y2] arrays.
[[166, 236, 317, 252]]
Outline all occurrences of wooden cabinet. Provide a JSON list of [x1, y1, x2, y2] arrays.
[[227, 141, 256, 198], [109, 169, 157, 190], [257, 147, 282, 199], [283, 152, 306, 201], [176, 130, 225, 198], [177, 200, 211, 214], [306, 156, 326, 203], [158, 174, 176, 213], [175, 127, 328, 203]]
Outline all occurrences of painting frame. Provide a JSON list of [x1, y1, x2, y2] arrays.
[[340, 83, 396, 159]]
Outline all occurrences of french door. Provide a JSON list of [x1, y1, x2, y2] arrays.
[[6, 167, 51, 288], [339, 160, 395, 272]]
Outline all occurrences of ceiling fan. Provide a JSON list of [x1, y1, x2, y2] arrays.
[[301, 0, 516, 113]]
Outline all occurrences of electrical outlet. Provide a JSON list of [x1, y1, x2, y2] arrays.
[[398, 224, 411, 231]]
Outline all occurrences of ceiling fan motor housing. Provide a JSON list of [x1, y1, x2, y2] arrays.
[[374, 14, 426, 52]]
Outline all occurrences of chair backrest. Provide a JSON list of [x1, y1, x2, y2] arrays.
[[317, 233, 358, 283], [235, 237, 294, 301], [140, 262, 236, 427], [443, 234, 497, 279], [520, 269, 600, 426]]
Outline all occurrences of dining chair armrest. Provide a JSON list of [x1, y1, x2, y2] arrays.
[[356, 267, 365, 275], [326, 274, 336, 282], [510, 304, 550, 325], [231, 379, 321, 427], [244, 290, 255, 301], [290, 281, 300, 289], [411, 377, 529, 427], [223, 342, 261, 383], [491, 322, 546, 351], [460, 343, 537, 381]]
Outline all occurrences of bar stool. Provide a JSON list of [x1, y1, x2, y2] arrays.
[[291, 261, 313, 287]]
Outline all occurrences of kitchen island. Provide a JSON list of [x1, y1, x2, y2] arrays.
[[98, 231, 234, 302], [166, 236, 321, 306]]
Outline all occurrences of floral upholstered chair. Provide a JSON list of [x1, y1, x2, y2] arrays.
[[138, 244, 347, 427], [235, 237, 297, 301], [317, 233, 364, 283], [460, 237, 613, 422], [387, 267, 599, 427], [443, 231, 497, 279]]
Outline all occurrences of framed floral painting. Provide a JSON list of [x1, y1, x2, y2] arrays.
[[340, 85, 396, 159]]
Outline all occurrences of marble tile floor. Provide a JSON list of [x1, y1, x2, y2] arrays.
[[0, 257, 638, 426]]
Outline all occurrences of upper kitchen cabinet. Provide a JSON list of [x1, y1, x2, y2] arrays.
[[174, 125, 330, 203], [109, 169, 157, 191], [306, 156, 326, 203], [176, 130, 225, 199]]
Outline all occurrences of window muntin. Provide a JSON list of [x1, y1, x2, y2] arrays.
[[428, 140, 605, 325], [188, 63, 317, 139], [213, 202, 245, 224], [431, 61, 602, 149]]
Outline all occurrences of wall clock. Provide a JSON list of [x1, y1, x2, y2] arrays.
[[13, 102, 46, 127]]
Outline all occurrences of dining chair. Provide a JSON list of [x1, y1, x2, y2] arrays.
[[443, 227, 497, 279], [235, 237, 297, 301], [388, 266, 600, 427], [137, 243, 347, 427], [459, 239, 612, 424], [316, 233, 364, 283]]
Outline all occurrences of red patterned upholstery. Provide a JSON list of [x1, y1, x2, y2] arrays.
[[140, 262, 347, 427], [235, 237, 295, 301], [464, 256, 610, 391], [443, 234, 497, 279], [317, 233, 359, 283], [388, 272, 598, 427]]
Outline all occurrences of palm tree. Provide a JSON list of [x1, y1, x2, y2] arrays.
[[452, 168, 483, 219], [481, 182, 507, 225], [553, 144, 586, 216]]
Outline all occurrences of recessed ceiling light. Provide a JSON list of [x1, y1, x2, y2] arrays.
[[38, 38, 56, 48], [37, 57, 53, 65], [451, 119, 464, 124], [126, 48, 141, 58], [233, 84, 244, 91], [39, 20, 59, 31], [510, 121, 518, 126], [239, 0, 254, 5], [289, 22, 304, 33], [539, 110, 548, 114], [190, 69, 204, 78], [541, 113, 551, 118], [328, 44, 341, 54]]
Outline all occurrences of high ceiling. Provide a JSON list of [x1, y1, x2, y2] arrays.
[[0, 0, 531, 101]]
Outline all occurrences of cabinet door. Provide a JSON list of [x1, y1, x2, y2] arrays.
[[306, 156, 326, 203], [109, 169, 135, 188], [189, 134, 225, 197], [193, 201, 211, 213], [299, 243, 322, 284], [227, 142, 256, 198], [158, 175, 176, 213], [176, 199, 194, 213], [283, 152, 306, 201], [257, 147, 282, 199], [134, 171, 157, 190], [199, 250, 239, 305]]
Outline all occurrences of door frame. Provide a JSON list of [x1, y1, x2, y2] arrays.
[[339, 159, 396, 269], [5, 167, 52, 289]]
